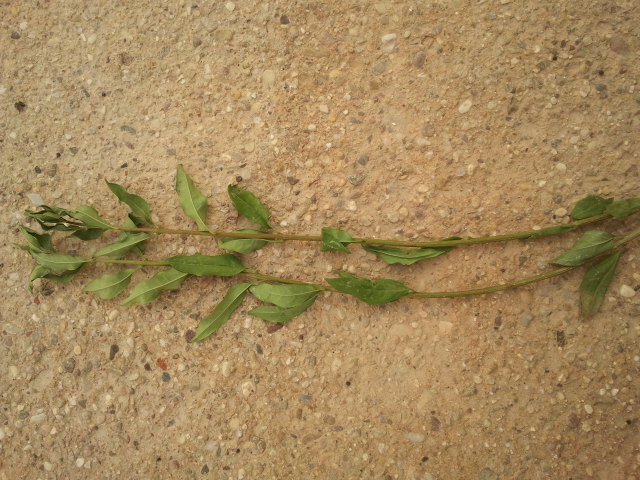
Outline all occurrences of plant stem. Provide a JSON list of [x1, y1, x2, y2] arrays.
[[113, 212, 612, 249], [93, 258, 169, 267]]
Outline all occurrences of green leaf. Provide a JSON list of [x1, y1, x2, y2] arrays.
[[363, 238, 459, 265], [580, 252, 621, 317], [118, 215, 146, 255], [25, 205, 81, 232], [83, 268, 137, 300], [606, 198, 640, 219], [227, 185, 272, 230], [250, 283, 321, 308], [191, 283, 251, 342], [121, 268, 189, 306], [94, 233, 149, 259], [321, 227, 358, 253], [28, 265, 84, 291], [28, 265, 51, 292], [18, 226, 55, 253], [69, 206, 114, 229], [71, 228, 106, 240], [527, 225, 575, 239], [165, 254, 245, 276], [249, 294, 318, 323], [218, 229, 275, 254], [176, 164, 209, 231], [106, 180, 154, 225], [552, 230, 616, 266], [325, 272, 411, 305], [31, 252, 90, 271], [570, 195, 613, 220]]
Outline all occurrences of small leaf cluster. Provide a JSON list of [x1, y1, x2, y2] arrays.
[[16, 166, 639, 342]]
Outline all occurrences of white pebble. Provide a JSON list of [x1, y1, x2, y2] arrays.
[[318, 104, 329, 114], [555, 163, 567, 172], [381, 33, 397, 43], [75, 458, 85, 468], [619, 285, 635, 298], [404, 432, 425, 443], [554, 208, 568, 217], [241, 380, 256, 396], [27, 193, 45, 206], [225, 2, 235, 12], [30, 413, 47, 423], [43, 461, 53, 471], [9, 365, 18, 378], [458, 99, 473, 114], [584, 404, 593, 414]]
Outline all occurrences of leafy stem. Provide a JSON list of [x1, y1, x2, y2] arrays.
[[17, 165, 639, 341]]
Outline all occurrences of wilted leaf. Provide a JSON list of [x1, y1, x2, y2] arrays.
[[249, 294, 318, 322], [552, 231, 616, 266], [83, 268, 137, 299], [191, 283, 251, 342], [31, 251, 90, 271], [363, 243, 455, 265], [176, 164, 209, 231], [165, 254, 245, 276], [570, 195, 613, 220], [18, 226, 55, 253], [227, 185, 272, 230], [325, 271, 411, 305], [580, 252, 621, 317], [606, 198, 640, 219], [321, 227, 357, 253], [69, 206, 114, 229], [121, 268, 189, 305], [94, 233, 149, 258], [250, 283, 321, 308], [106, 181, 154, 225], [218, 229, 274, 253]]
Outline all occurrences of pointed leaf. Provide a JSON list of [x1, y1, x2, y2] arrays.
[[122, 268, 189, 306], [606, 198, 640, 219], [191, 283, 251, 342], [218, 229, 275, 254], [552, 231, 616, 266], [31, 252, 90, 271], [94, 233, 149, 259], [18, 226, 55, 253], [325, 272, 411, 305], [176, 164, 209, 231], [249, 294, 318, 323], [570, 195, 613, 220], [580, 252, 621, 317], [321, 227, 358, 253], [106, 180, 154, 225], [227, 185, 272, 229], [84, 268, 137, 300], [69, 206, 114, 229], [363, 238, 459, 265], [29, 265, 84, 291], [250, 283, 321, 308], [165, 254, 245, 276]]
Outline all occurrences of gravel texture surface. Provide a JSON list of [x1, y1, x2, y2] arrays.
[[2, 1, 639, 479]]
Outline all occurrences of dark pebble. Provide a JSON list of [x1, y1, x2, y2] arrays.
[[414, 52, 426, 68], [201, 464, 209, 474], [280, 14, 290, 24], [120, 125, 136, 134], [300, 394, 312, 402], [34, 166, 42, 174], [287, 176, 299, 185], [255, 343, 263, 354], [266, 323, 284, 333], [120, 162, 128, 168], [184, 329, 195, 343], [431, 416, 441, 431], [69, 147, 78, 155], [595, 84, 607, 91], [63, 357, 76, 373], [161, 372, 171, 382], [109, 344, 119, 360], [357, 154, 369, 165], [11, 32, 20, 39], [15, 101, 26, 112]]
